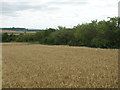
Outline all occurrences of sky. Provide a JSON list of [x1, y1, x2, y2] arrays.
[[0, 0, 119, 29]]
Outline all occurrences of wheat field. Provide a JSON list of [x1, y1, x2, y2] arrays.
[[2, 43, 118, 88]]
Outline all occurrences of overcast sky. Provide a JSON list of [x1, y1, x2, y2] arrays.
[[0, 0, 119, 29]]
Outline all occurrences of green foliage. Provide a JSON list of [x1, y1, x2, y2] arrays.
[[2, 17, 120, 49], [2, 33, 10, 42], [75, 21, 98, 46], [15, 34, 34, 42], [57, 26, 66, 30], [9, 33, 16, 41], [92, 37, 109, 48], [34, 28, 56, 43], [47, 29, 75, 45]]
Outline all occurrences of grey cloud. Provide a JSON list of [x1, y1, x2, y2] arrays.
[[46, 0, 88, 6], [1, 0, 88, 16], [1, 2, 59, 16], [2, 2, 31, 15]]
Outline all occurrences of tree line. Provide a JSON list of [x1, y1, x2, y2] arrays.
[[2, 17, 120, 49], [1, 27, 28, 31]]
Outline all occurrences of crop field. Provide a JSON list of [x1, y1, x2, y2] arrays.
[[2, 43, 118, 88], [0, 30, 36, 35]]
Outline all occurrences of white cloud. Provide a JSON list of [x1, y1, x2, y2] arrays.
[[1, 0, 119, 29]]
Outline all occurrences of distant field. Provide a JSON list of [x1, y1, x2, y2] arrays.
[[0, 30, 37, 35], [2, 43, 118, 88]]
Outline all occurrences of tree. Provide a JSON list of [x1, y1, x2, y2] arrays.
[[9, 33, 16, 41], [47, 30, 75, 45], [34, 28, 56, 44], [74, 21, 98, 46], [2, 33, 10, 42], [57, 26, 66, 30]]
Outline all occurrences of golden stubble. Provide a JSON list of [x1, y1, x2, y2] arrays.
[[2, 43, 118, 88]]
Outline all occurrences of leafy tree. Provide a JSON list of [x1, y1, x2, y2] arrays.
[[2, 33, 10, 42], [15, 34, 34, 42], [9, 33, 16, 41], [75, 21, 98, 46], [57, 26, 66, 30], [47, 29, 75, 45], [34, 28, 56, 43]]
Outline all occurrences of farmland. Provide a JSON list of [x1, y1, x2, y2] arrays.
[[0, 30, 37, 35], [2, 43, 118, 88]]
